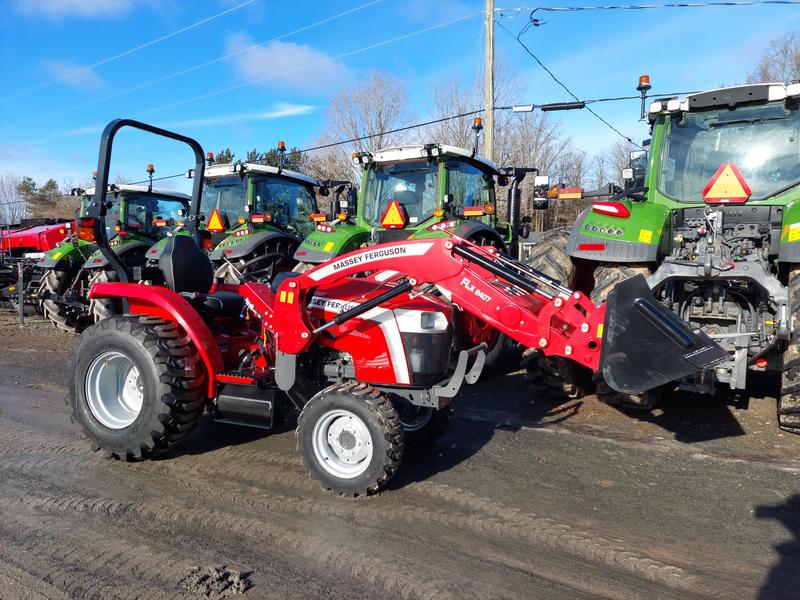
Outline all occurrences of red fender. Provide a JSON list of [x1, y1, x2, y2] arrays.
[[89, 282, 224, 397]]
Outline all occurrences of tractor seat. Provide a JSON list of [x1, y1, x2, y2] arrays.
[[181, 290, 245, 318], [159, 235, 244, 318], [270, 270, 300, 293], [159, 235, 214, 294]]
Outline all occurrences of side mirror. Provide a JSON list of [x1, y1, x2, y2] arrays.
[[532, 174, 551, 208]]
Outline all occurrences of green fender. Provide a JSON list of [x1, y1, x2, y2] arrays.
[[567, 201, 670, 263]]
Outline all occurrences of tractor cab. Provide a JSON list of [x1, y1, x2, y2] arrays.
[[82, 185, 191, 269], [202, 162, 320, 243], [294, 143, 509, 266], [197, 151, 325, 282]]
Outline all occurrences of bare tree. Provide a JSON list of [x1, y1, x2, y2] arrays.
[[748, 31, 800, 83], [326, 71, 412, 153], [0, 172, 27, 225]]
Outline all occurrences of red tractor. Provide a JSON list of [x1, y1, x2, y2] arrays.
[[1, 219, 71, 311], [69, 121, 726, 495]]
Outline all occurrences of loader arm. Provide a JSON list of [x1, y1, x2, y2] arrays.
[[245, 229, 727, 395], [253, 235, 606, 369]]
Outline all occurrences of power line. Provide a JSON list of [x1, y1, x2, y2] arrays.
[[0, 0, 258, 104], [134, 12, 482, 118], [496, 19, 642, 148], [14, 0, 383, 130], [495, 0, 800, 14]]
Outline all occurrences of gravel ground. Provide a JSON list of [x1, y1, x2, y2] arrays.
[[0, 313, 798, 599]]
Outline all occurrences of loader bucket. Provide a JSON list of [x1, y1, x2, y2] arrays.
[[600, 274, 727, 394]]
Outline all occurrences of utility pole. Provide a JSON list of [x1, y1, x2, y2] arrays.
[[484, 0, 494, 160]]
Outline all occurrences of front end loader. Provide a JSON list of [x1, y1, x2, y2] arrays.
[[68, 119, 727, 496]]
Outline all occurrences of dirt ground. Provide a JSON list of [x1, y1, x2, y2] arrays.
[[1, 313, 799, 599]]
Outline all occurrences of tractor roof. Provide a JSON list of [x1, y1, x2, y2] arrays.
[[84, 184, 191, 200], [648, 81, 800, 122], [367, 145, 499, 173], [204, 162, 318, 186]]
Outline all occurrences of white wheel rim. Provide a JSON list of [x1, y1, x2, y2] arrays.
[[85, 351, 144, 429], [311, 409, 373, 479]]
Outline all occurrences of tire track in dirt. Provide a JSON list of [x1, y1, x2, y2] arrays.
[[0, 484, 459, 600], [0, 444, 702, 598]]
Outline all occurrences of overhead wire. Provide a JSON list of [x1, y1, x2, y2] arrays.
[[0, 0, 258, 104], [134, 12, 483, 118], [495, 19, 643, 148], [13, 0, 384, 129]]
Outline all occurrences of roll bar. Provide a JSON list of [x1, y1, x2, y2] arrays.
[[87, 119, 206, 284]]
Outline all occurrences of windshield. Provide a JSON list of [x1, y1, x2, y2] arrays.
[[122, 193, 190, 239], [363, 160, 438, 226], [253, 176, 318, 236], [659, 103, 800, 201], [201, 176, 247, 230], [103, 197, 121, 240], [446, 160, 494, 212]]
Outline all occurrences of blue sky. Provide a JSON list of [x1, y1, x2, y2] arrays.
[[1, 0, 798, 192]]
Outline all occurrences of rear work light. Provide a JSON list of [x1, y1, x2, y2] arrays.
[[592, 202, 630, 218], [316, 224, 336, 233]]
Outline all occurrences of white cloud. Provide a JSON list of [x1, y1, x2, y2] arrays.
[[168, 103, 317, 129], [41, 60, 106, 91], [225, 33, 353, 91], [49, 103, 316, 138], [12, 0, 134, 19]]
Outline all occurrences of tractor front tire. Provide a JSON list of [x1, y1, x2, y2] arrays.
[[297, 381, 404, 496], [525, 227, 591, 399], [68, 316, 206, 460], [592, 263, 661, 411], [779, 267, 800, 434], [40, 267, 84, 333]]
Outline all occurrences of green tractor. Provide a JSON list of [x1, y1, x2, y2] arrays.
[[528, 78, 800, 433], [293, 128, 540, 367], [38, 175, 191, 332], [182, 149, 326, 283]]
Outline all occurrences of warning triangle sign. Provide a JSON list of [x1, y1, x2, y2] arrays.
[[702, 163, 752, 204], [380, 200, 406, 229], [207, 208, 225, 232]]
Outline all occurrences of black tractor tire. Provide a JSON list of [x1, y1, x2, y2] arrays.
[[524, 227, 591, 399], [68, 316, 206, 460], [40, 267, 85, 333], [297, 381, 404, 496], [393, 399, 452, 446], [88, 269, 121, 323], [779, 266, 800, 434], [592, 263, 661, 411]]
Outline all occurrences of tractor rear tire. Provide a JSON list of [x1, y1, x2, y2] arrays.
[[297, 381, 404, 496], [394, 399, 452, 446], [779, 267, 800, 435], [68, 316, 206, 460], [592, 263, 661, 411], [525, 227, 591, 399], [40, 267, 84, 333], [88, 269, 121, 322]]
